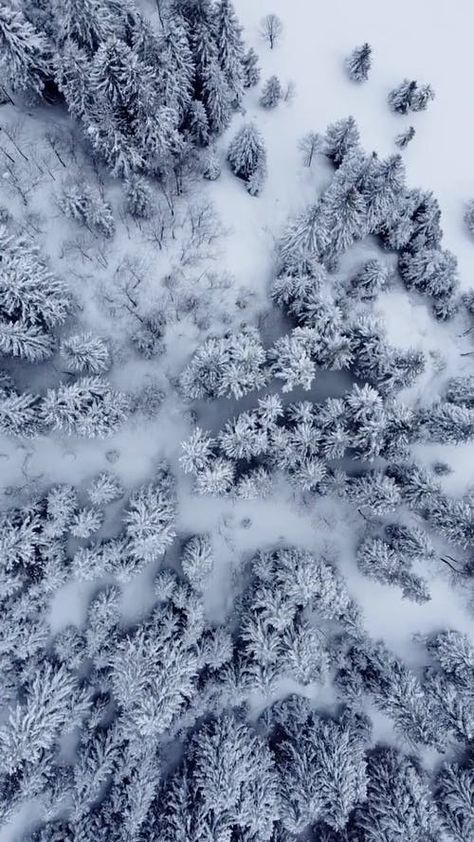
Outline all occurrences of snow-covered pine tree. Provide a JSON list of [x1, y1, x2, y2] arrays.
[[125, 468, 177, 564], [350, 472, 402, 515], [419, 401, 474, 444], [215, 0, 245, 106], [346, 42, 372, 82], [61, 333, 111, 375], [323, 184, 367, 261], [227, 122, 267, 194], [274, 704, 368, 834], [70, 507, 104, 539], [399, 247, 459, 308], [435, 762, 474, 842], [0, 225, 71, 332], [194, 456, 235, 495], [411, 83, 435, 111], [201, 61, 232, 133], [352, 747, 439, 841], [0, 386, 40, 437], [203, 146, 222, 180], [260, 75, 282, 108], [181, 534, 214, 590], [180, 427, 216, 474], [187, 100, 210, 146], [388, 79, 418, 113], [0, 663, 89, 774], [0, 2, 52, 95], [41, 377, 129, 437], [349, 259, 389, 299], [324, 116, 360, 167], [124, 174, 154, 219], [87, 472, 123, 506], [242, 46, 260, 88], [269, 333, 316, 392], [189, 12, 219, 99], [180, 329, 267, 400], [160, 712, 279, 841], [357, 535, 429, 603], [446, 375, 474, 407], [52, 0, 113, 53], [395, 125, 415, 149], [58, 181, 115, 238], [0, 320, 55, 363], [156, 16, 194, 120], [55, 41, 92, 120], [464, 199, 474, 237]]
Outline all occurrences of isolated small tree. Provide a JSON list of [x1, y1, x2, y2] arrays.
[[125, 175, 154, 219], [260, 75, 282, 108], [260, 13, 283, 49], [203, 147, 222, 181], [298, 131, 322, 167], [346, 43, 372, 82], [228, 123, 267, 194], [246, 165, 267, 197], [61, 333, 111, 375], [395, 126, 415, 149], [242, 46, 260, 87], [411, 83, 435, 111], [464, 200, 474, 237]]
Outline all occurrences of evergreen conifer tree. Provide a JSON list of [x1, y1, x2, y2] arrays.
[[260, 75, 282, 108], [242, 46, 260, 88], [346, 42, 372, 82], [0, 3, 52, 95], [228, 123, 267, 193], [324, 116, 360, 166], [215, 0, 245, 106], [395, 126, 415, 149]]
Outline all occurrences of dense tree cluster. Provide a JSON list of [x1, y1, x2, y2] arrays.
[[279, 121, 460, 317], [388, 78, 435, 114], [0, 470, 471, 839], [0, 0, 251, 181]]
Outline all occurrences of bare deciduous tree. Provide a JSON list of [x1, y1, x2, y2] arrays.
[[260, 13, 283, 49], [298, 131, 322, 167]]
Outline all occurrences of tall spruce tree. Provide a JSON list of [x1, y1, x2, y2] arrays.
[[215, 0, 245, 106], [0, 3, 52, 95]]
